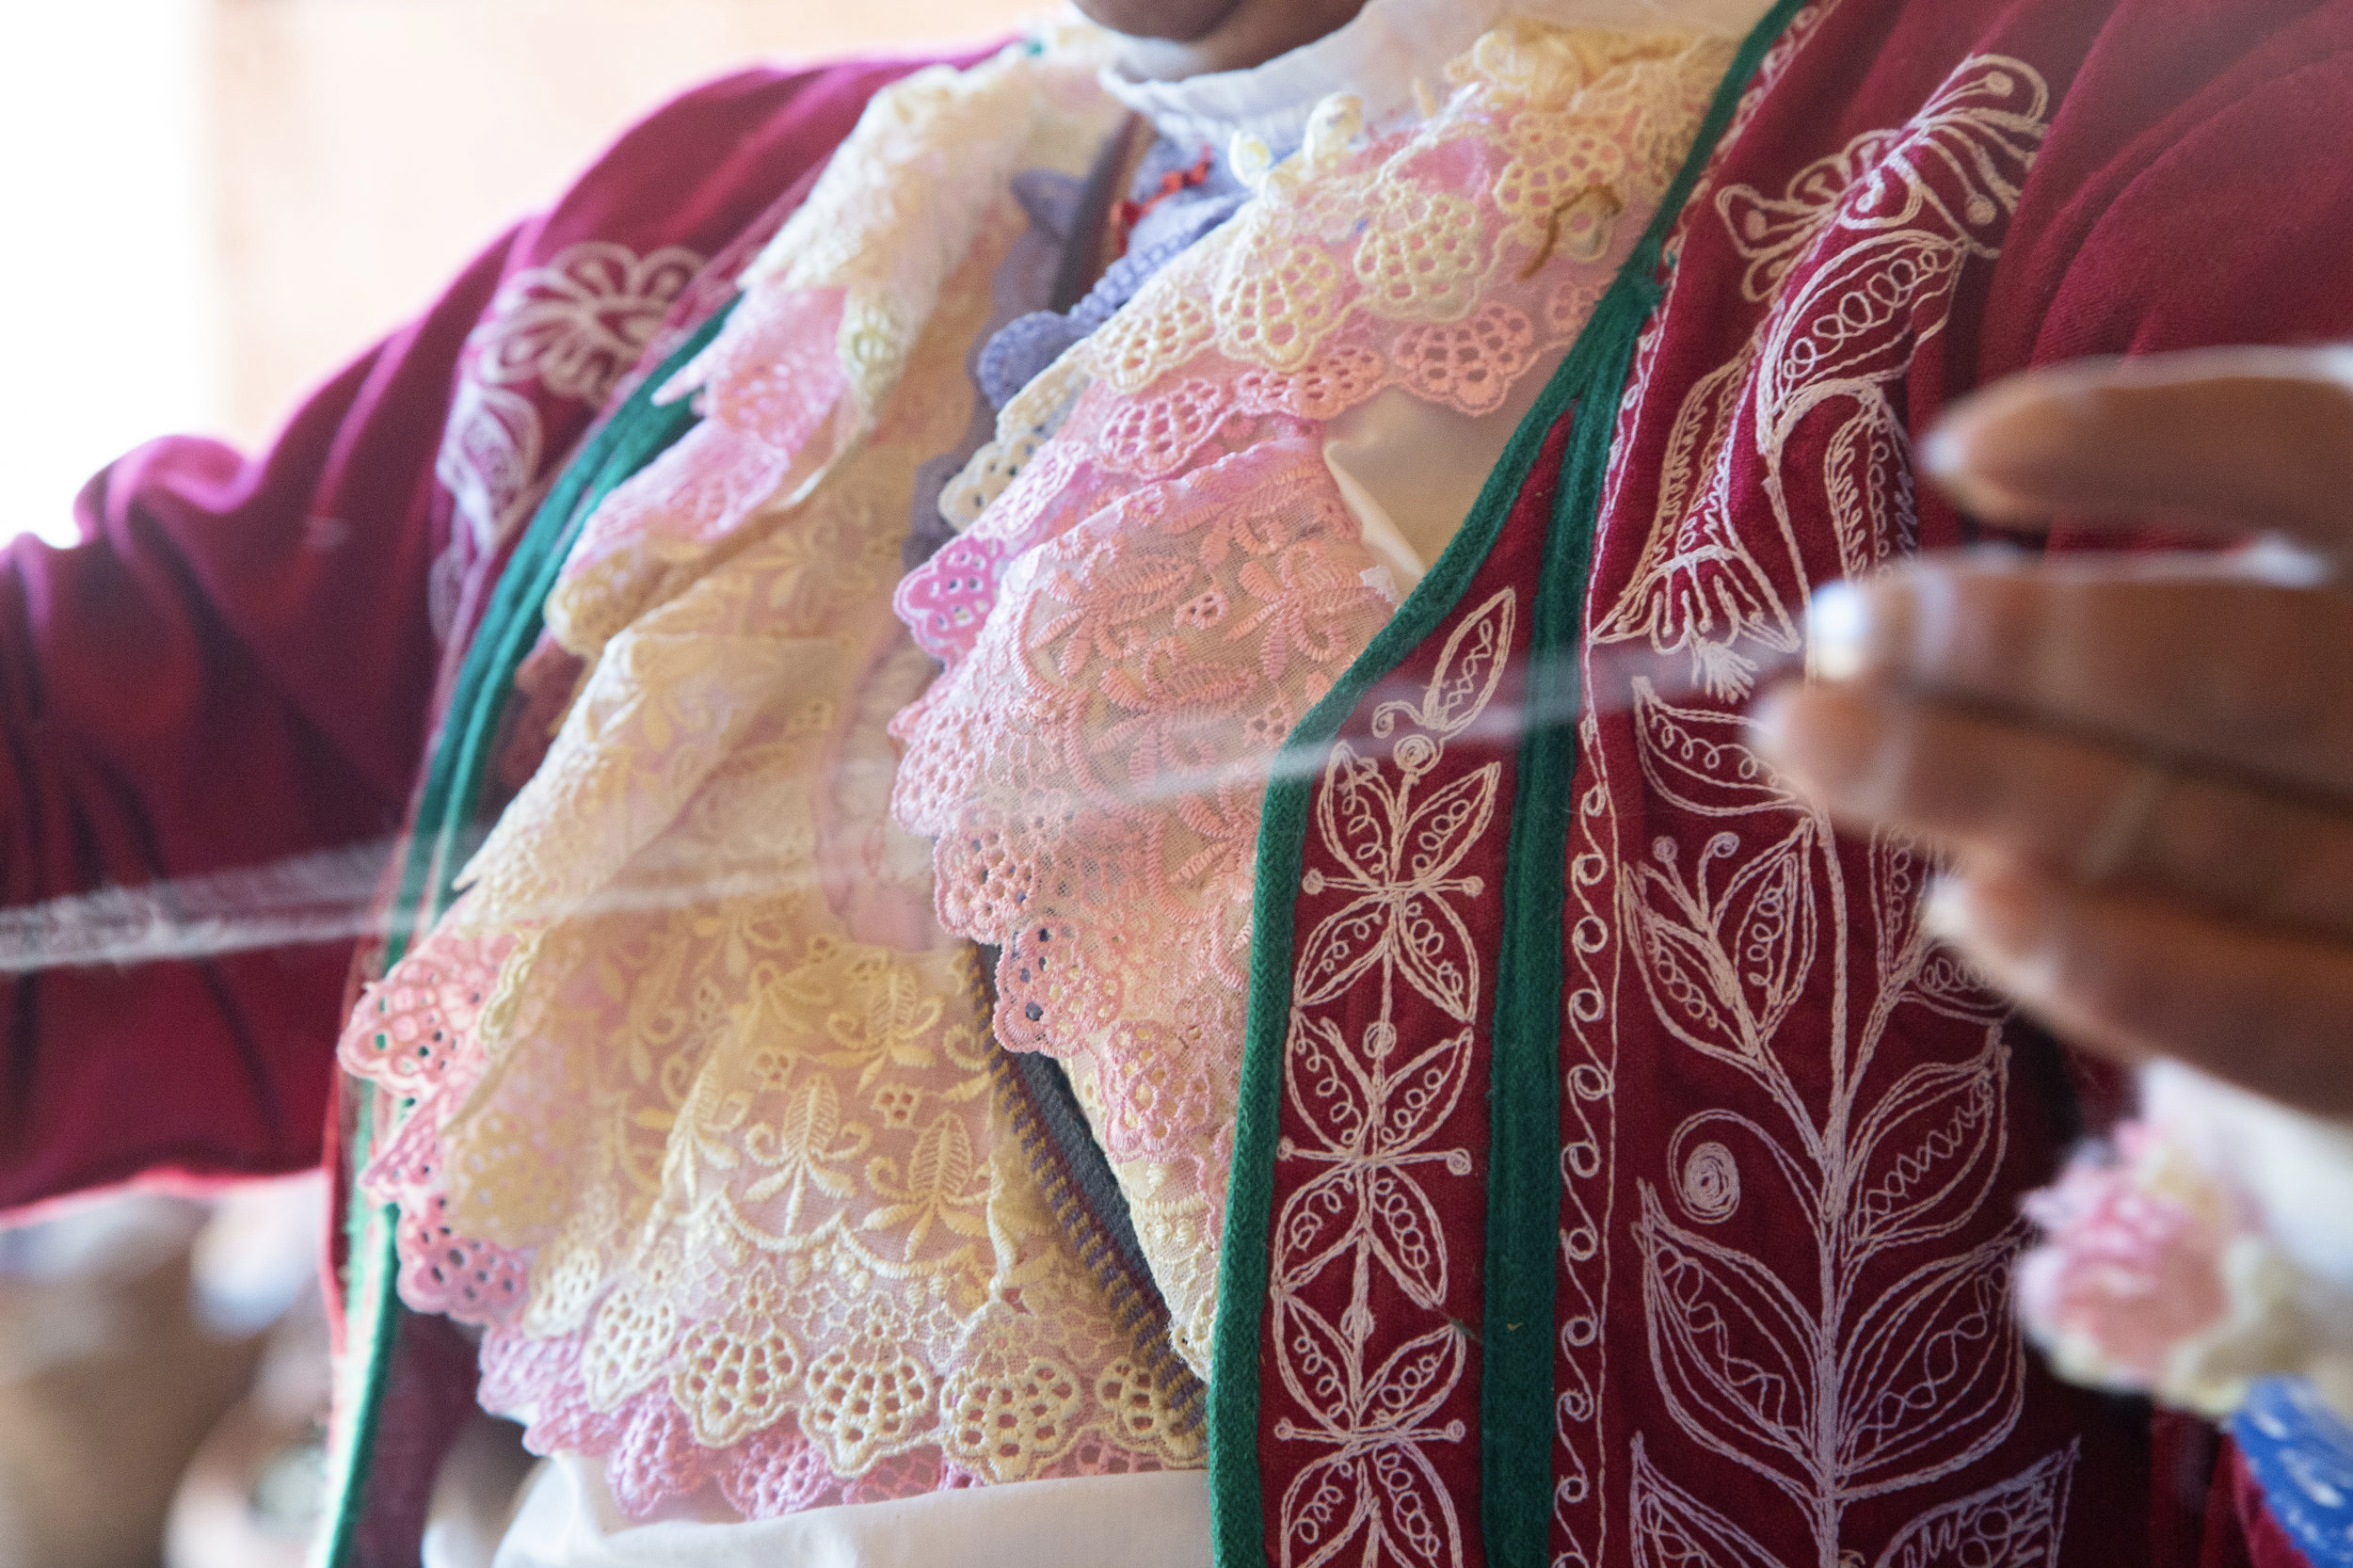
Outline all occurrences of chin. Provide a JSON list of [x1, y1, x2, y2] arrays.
[[1068, 0, 1246, 43]]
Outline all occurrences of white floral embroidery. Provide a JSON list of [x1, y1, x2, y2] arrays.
[[439, 376, 545, 560], [1554, 708, 1623, 1568], [429, 242, 702, 639], [472, 243, 703, 403], [1595, 57, 2048, 698], [1274, 590, 1516, 1568], [1560, 18, 1837, 1566], [1583, 54, 2067, 1568], [1628, 1437, 2077, 1568]]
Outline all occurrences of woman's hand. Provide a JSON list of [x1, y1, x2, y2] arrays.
[[1753, 347, 2353, 1116]]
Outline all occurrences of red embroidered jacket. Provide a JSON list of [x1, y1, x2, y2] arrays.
[[3, 7, 2350, 1565]]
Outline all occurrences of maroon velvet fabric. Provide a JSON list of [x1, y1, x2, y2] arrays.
[[0, 54, 940, 1215], [1241, 3, 2353, 1565], [5, 6, 2350, 1564], [1253, 418, 1569, 1568]]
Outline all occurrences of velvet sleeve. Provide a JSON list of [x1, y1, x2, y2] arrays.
[[1961, 11, 2353, 1566], [1976, 1, 2353, 376], [0, 52, 931, 1213]]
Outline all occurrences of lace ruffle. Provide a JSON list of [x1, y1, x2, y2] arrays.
[[349, 919, 1203, 1514], [2018, 1063, 2353, 1419], [910, 25, 1732, 665], [340, 34, 1201, 1520], [546, 35, 1126, 664], [889, 24, 1732, 1369]]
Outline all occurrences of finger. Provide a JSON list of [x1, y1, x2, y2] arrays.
[[1922, 346, 2353, 551], [1927, 855, 2353, 1121], [1802, 557, 2353, 801], [1753, 681, 2353, 939]]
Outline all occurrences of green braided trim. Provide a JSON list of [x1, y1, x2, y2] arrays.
[[319, 305, 734, 1568], [1208, 7, 1807, 1563]]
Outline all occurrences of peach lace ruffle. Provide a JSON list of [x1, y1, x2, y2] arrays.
[[339, 32, 1204, 1522], [891, 24, 1733, 1368], [547, 34, 1125, 664]]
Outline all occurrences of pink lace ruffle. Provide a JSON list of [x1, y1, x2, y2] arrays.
[[478, 1325, 1152, 1521], [898, 40, 1689, 672], [548, 288, 852, 655], [885, 36, 1718, 1359], [343, 911, 1189, 1520], [342, 927, 536, 1326], [891, 438, 1397, 1289], [2016, 1124, 2238, 1389], [2013, 1097, 2353, 1417]]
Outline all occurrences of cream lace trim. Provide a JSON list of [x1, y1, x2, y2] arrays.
[[940, 24, 1730, 536], [544, 31, 1126, 663], [342, 31, 1204, 1520]]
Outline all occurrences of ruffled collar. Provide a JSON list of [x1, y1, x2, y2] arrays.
[[1096, 0, 1782, 158]]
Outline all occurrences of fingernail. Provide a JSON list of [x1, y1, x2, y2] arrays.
[[1919, 389, 2073, 525], [1748, 684, 1796, 761], [1925, 868, 2056, 1003], [1963, 539, 2027, 568], [1923, 874, 1977, 942], [1918, 417, 2012, 517], [1919, 422, 1967, 485], [1805, 581, 1869, 682]]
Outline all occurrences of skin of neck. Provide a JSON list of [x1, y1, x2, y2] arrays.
[[1072, 0, 1374, 80]]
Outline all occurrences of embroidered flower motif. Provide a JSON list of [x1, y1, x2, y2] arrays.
[[475, 243, 708, 404], [1355, 181, 1490, 321], [1215, 240, 1347, 373]]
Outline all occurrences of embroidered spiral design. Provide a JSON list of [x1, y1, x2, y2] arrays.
[[1678, 1142, 1741, 1224]]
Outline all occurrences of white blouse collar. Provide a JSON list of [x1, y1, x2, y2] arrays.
[[1096, 0, 1783, 158], [1097, 0, 1505, 158]]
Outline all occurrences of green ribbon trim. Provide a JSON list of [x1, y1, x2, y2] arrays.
[[317, 306, 735, 1568], [1207, 6, 1805, 1563], [1481, 5, 1805, 1561]]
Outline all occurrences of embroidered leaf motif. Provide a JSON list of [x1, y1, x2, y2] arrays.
[[1847, 1032, 2009, 1255], [1274, 1166, 1370, 1298], [1372, 589, 1517, 744], [1839, 1225, 2028, 1496], [1276, 1020, 1474, 1309], [862, 1110, 989, 1251], [1271, 1296, 1359, 1432], [1278, 1434, 1465, 1568], [1318, 742, 1402, 889], [1284, 1014, 1477, 1178], [1874, 1444, 2077, 1568], [741, 1077, 866, 1220], [1296, 759, 1496, 1022], [1363, 1164, 1452, 1311], [1625, 819, 1819, 1092], [1629, 1435, 1786, 1568], [1639, 1187, 1819, 1499], [1371, 1028, 1479, 1160], [1284, 1014, 1373, 1159], [1632, 680, 1799, 820]]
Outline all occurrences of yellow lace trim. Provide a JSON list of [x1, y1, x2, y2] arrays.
[[354, 32, 1202, 1508]]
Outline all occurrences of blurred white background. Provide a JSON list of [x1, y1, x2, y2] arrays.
[[0, 0, 1036, 547], [1, 0, 220, 546]]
